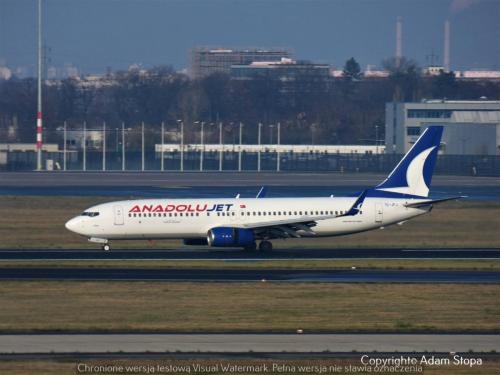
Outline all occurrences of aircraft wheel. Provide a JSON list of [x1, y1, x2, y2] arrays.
[[259, 241, 273, 252], [244, 242, 257, 251], [102, 244, 110, 251]]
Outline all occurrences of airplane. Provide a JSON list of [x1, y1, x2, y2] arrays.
[[65, 125, 463, 252]]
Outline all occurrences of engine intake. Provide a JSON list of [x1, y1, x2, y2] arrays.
[[207, 227, 255, 247]]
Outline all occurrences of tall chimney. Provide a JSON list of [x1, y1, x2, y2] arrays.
[[444, 20, 450, 72], [396, 16, 403, 63]]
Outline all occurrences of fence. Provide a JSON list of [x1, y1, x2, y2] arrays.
[[1, 124, 499, 176], [3, 149, 500, 176]]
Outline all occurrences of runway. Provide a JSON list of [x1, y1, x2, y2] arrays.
[[0, 334, 498, 353], [1, 267, 499, 283], [1, 248, 499, 260]]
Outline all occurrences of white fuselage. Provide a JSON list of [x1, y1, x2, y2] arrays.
[[65, 196, 429, 242]]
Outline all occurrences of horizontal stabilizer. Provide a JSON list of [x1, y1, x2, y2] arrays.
[[404, 196, 466, 208]]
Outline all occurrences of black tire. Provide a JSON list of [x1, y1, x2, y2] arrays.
[[259, 241, 273, 252], [103, 244, 110, 251]]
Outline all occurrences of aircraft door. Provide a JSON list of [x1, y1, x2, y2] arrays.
[[375, 203, 383, 223], [114, 205, 124, 225]]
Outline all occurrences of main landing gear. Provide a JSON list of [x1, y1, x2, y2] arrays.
[[243, 241, 273, 252], [258, 241, 273, 252], [102, 244, 110, 251]]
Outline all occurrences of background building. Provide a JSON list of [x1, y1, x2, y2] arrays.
[[385, 100, 500, 155], [190, 48, 290, 79], [231, 58, 331, 93]]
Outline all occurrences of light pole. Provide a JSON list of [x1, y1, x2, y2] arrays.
[[177, 119, 184, 172], [121, 122, 125, 171], [141, 121, 145, 171], [219, 122, 223, 171], [102, 121, 106, 171], [195, 121, 205, 171], [82, 121, 86, 171], [375, 124, 379, 155], [257, 122, 262, 172], [238, 122, 243, 172], [36, 0, 43, 171], [160, 121, 164, 171], [277, 122, 281, 172], [63, 121, 67, 171]]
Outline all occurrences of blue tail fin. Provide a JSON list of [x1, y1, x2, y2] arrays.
[[376, 126, 443, 197]]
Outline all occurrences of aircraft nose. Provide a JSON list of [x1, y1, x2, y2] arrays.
[[65, 217, 82, 233]]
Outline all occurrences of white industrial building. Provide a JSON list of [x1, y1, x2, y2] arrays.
[[385, 100, 500, 155]]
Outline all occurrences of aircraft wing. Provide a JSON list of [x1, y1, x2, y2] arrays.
[[404, 196, 465, 208], [237, 214, 334, 238], [235, 190, 368, 239]]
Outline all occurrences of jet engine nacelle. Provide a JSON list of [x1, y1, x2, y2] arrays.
[[207, 227, 255, 247]]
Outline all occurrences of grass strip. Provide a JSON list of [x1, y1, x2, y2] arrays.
[[0, 282, 498, 333], [0, 259, 499, 270]]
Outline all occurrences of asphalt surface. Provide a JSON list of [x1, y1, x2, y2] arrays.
[[0, 268, 498, 283], [1, 334, 498, 353], [2, 171, 499, 187], [1, 248, 499, 260]]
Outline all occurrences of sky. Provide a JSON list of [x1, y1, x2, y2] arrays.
[[0, 0, 499, 76]]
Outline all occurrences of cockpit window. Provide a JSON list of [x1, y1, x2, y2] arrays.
[[81, 211, 100, 217]]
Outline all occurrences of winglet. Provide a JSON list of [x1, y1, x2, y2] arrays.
[[339, 190, 368, 217], [256, 187, 267, 198]]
